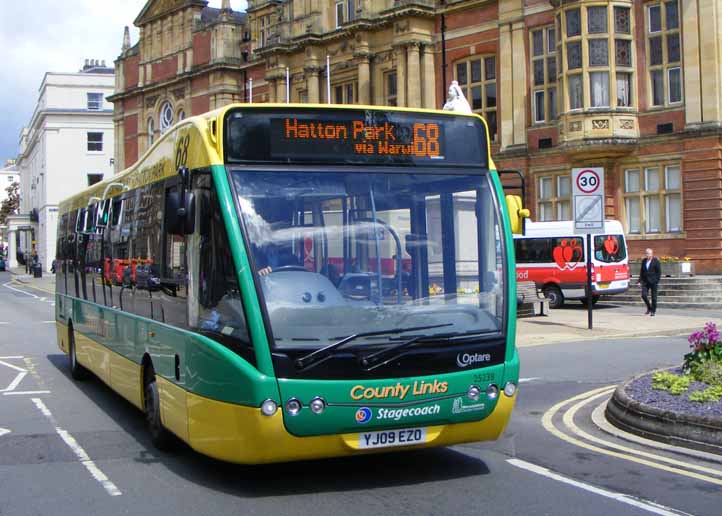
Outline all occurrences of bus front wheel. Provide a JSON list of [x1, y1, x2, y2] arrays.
[[68, 328, 89, 381], [143, 367, 175, 451], [543, 285, 564, 309]]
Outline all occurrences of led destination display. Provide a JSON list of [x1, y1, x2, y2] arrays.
[[224, 108, 488, 166]]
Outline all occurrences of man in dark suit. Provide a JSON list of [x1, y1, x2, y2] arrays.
[[637, 248, 661, 316]]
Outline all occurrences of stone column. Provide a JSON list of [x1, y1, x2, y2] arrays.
[[357, 55, 371, 105], [277, 78, 287, 104], [407, 43, 421, 108], [7, 228, 17, 269], [306, 68, 320, 103], [422, 45, 436, 109], [395, 45, 406, 107], [268, 79, 277, 103], [498, 21, 527, 150], [511, 21, 527, 147]]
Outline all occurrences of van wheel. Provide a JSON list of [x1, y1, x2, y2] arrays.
[[143, 367, 175, 451], [543, 285, 564, 309], [68, 329, 89, 381]]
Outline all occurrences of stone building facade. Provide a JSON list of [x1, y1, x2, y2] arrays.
[[112, 0, 722, 273], [108, 0, 266, 171], [14, 65, 115, 272]]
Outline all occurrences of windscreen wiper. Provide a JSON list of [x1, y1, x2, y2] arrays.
[[294, 323, 452, 370], [358, 329, 497, 371]]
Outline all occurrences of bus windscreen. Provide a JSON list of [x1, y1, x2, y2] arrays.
[[224, 108, 488, 167]]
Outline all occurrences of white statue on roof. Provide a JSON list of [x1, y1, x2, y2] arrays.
[[442, 80, 472, 113]]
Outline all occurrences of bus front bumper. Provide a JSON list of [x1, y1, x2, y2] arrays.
[[183, 387, 517, 464]]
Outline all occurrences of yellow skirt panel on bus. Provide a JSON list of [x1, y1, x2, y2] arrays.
[[186, 390, 516, 464], [110, 353, 143, 410], [56, 322, 69, 353], [56, 325, 143, 410], [75, 333, 111, 385], [156, 377, 189, 442]]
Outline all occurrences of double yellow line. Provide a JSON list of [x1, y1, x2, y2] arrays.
[[542, 386, 722, 486]]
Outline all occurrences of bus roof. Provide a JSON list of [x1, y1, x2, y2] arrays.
[[58, 103, 495, 215]]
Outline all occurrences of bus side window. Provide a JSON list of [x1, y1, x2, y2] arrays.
[[196, 188, 253, 363]]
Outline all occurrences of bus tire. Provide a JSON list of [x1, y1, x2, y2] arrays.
[[143, 367, 175, 451], [543, 285, 564, 309], [68, 327, 89, 381]]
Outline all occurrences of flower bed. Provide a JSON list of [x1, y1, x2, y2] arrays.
[[628, 322, 722, 416]]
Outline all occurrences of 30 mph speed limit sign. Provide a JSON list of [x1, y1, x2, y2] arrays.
[[572, 167, 605, 234]]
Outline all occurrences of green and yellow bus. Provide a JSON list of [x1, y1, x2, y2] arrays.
[[55, 104, 519, 464]]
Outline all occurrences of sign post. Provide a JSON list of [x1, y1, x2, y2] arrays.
[[572, 167, 605, 330]]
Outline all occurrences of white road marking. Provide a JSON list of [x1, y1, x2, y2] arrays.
[[0, 359, 28, 394], [0, 372, 28, 393], [31, 398, 122, 497], [4, 390, 51, 396], [0, 359, 28, 373], [41, 321, 56, 324], [507, 458, 693, 516], [519, 377, 541, 383], [0, 322, 8, 325], [0, 356, 24, 359], [0, 427, 10, 437], [2, 281, 41, 299]]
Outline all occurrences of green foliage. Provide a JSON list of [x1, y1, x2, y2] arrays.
[[691, 360, 722, 387], [652, 371, 691, 395], [0, 181, 20, 225], [684, 322, 722, 379], [688, 385, 722, 403]]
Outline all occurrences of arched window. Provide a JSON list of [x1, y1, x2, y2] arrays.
[[159, 101, 174, 133], [177, 109, 186, 121], [147, 118, 155, 145]]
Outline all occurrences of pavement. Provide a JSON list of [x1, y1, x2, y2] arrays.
[[9, 266, 718, 348]]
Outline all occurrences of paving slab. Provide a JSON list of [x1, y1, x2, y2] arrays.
[[517, 304, 720, 347]]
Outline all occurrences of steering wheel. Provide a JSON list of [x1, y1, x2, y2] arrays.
[[271, 265, 309, 273]]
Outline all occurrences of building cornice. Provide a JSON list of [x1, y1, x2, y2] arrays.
[[108, 59, 260, 102]]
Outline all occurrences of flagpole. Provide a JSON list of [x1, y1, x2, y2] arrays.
[[286, 67, 290, 104]]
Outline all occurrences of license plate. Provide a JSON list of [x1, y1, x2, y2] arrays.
[[358, 427, 427, 449], [597, 282, 610, 289]]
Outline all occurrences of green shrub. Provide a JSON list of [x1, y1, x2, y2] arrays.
[[688, 385, 722, 403], [652, 371, 691, 395], [684, 322, 722, 376], [691, 360, 722, 387]]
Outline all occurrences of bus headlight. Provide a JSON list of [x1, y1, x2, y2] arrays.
[[503, 382, 517, 397], [285, 398, 302, 416], [309, 397, 326, 414], [486, 384, 499, 400], [467, 385, 482, 401], [260, 399, 278, 416]]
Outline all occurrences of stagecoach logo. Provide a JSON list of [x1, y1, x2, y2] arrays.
[[452, 397, 486, 414], [456, 352, 492, 368], [355, 407, 372, 424]]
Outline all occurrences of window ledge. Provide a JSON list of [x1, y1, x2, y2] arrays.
[[626, 232, 686, 241]]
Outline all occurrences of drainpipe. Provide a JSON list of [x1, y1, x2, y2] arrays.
[[440, 0, 447, 107]]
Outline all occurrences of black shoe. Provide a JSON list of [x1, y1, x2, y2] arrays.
[[650, 312, 655, 317], [645, 309, 650, 315]]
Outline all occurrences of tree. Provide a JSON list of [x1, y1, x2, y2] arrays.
[[0, 182, 20, 226]]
